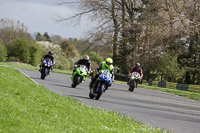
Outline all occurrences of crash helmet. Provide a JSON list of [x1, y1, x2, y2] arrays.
[[83, 55, 89, 61], [48, 50, 53, 56], [105, 58, 113, 67], [136, 63, 141, 69]]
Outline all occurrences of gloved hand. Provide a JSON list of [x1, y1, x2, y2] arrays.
[[128, 73, 132, 77], [74, 65, 78, 68], [96, 72, 101, 75]]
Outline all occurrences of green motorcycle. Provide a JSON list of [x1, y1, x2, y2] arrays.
[[71, 65, 88, 88]]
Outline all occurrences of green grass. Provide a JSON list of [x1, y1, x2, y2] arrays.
[[139, 84, 200, 102], [0, 62, 72, 75], [0, 66, 166, 133], [116, 81, 200, 102]]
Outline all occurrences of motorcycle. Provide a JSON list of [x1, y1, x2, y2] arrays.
[[71, 65, 88, 88], [128, 72, 141, 91], [40, 58, 53, 80], [89, 70, 112, 100]]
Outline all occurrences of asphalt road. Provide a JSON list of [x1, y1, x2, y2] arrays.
[[19, 69, 200, 133]]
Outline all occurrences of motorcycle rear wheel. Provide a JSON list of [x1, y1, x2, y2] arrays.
[[89, 90, 95, 99]]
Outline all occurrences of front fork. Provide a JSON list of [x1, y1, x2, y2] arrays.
[[97, 81, 107, 93]]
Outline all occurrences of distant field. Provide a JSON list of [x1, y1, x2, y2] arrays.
[[0, 66, 166, 133]]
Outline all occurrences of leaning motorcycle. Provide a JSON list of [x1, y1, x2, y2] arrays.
[[89, 70, 112, 100], [40, 58, 53, 80], [128, 72, 141, 92], [71, 65, 88, 88]]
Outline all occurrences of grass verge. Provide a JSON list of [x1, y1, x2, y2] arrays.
[[116, 81, 200, 102], [0, 62, 72, 75], [0, 66, 166, 133]]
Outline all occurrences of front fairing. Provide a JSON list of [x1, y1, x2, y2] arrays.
[[130, 72, 141, 80], [78, 65, 88, 76], [98, 70, 112, 84], [43, 58, 53, 68], [72, 65, 87, 82]]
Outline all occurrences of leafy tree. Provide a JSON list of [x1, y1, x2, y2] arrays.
[[0, 44, 7, 62], [51, 34, 64, 44], [43, 32, 51, 42], [157, 51, 185, 82], [59, 40, 79, 58], [36, 32, 45, 41], [88, 51, 104, 64], [7, 38, 30, 63], [29, 41, 42, 66], [0, 19, 31, 44]]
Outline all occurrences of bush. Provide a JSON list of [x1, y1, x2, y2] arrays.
[[7, 38, 30, 63], [29, 41, 42, 66], [59, 40, 79, 58], [88, 51, 104, 64], [6, 38, 42, 65], [0, 44, 7, 62], [7, 57, 20, 62]]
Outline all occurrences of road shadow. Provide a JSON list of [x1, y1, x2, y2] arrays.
[[30, 77, 42, 80], [50, 83, 72, 88], [69, 95, 91, 100]]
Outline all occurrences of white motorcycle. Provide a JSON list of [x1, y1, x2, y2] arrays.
[[128, 72, 141, 92]]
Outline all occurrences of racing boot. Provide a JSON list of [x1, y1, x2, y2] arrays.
[[89, 80, 93, 89]]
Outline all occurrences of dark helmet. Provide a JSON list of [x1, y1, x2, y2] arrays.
[[48, 50, 53, 56], [83, 55, 89, 61], [136, 63, 141, 69]]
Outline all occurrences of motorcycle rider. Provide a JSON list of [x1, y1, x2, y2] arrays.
[[89, 58, 114, 90], [127, 63, 143, 87], [72, 55, 91, 76], [39, 50, 55, 71]]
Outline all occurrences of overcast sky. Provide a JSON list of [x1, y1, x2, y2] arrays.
[[0, 0, 93, 39]]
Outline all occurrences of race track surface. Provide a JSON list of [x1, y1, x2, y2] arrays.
[[19, 69, 200, 133]]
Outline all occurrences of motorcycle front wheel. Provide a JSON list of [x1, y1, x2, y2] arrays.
[[71, 75, 81, 88], [95, 82, 103, 100], [41, 68, 46, 80], [129, 80, 136, 92]]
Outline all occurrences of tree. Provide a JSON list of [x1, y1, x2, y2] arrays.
[[7, 38, 30, 63], [59, 40, 79, 57], [43, 32, 51, 42], [0, 19, 31, 44], [51, 34, 64, 43], [36, 32, 45, 41], [0, 44, 7, 62], [29, 41, 42, 66]]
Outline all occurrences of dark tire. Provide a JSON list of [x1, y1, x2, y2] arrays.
[[95, 84, 102, 100], [129, 80, 135, 92], [72, 75, 78, 88], [89, 90, 95, 99], [41, 68, 45, 80], [45, 68, 49, 76]]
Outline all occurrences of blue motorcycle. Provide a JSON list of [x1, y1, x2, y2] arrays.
[[40, 58, 53, 79], [89, 70, 112, 100]]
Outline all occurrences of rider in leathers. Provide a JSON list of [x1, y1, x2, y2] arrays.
[[89, 58, 114, 90], [39, 50, 55, 71], [72, 55, 91, 76], [128, 63, 143, 87]]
